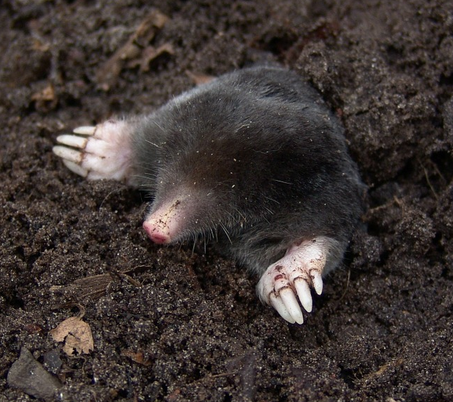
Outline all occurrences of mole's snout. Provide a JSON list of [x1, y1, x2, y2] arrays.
[[143, 194, 190, 245], [143, 220, 171, 244]]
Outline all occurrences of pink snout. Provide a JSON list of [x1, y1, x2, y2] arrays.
[[143, 220, 171, 244]]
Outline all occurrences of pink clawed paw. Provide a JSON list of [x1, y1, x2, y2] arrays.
[[257, 237, 332, 324], [53, 120, 133, 182]]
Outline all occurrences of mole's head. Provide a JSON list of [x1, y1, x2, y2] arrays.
[[141, 120, 299, 245]]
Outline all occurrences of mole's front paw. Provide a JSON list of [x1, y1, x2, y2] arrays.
[[53, 120, 133, 182], [257, 237, 333, 324]]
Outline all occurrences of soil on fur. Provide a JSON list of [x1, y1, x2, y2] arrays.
[[1, 0, 453, 401]]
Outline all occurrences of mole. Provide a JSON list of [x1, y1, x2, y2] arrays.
[[53, 66, 365, 324]]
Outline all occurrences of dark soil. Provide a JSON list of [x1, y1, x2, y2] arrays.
[[1, 0, 453, 401]]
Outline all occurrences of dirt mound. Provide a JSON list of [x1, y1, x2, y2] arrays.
[[1, 0, 452, 400]]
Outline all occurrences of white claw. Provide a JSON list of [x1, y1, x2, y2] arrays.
[[280, 288, 304, 324], [62, 159, 88, 177], [73, 126, 96, 135], [56, 134, 88, 149], [52, 146, 83, 164], [294, 279, 313, 312], [270, 294, 295, 324], [312, 271, 323, 295]]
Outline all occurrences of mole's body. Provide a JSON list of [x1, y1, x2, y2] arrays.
[[53, 66, 365, 324]]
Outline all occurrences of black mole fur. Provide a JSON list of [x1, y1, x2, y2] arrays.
[[131, 66, 365, 275]]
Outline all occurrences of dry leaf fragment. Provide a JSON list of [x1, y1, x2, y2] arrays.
[[126, 43, 174, 72], [185, 70, 215, 85], [31, 83, 58, 111], [96, 9, 170, 90], [50, 317, 94, 355], [72, 272, 115, 299], [50, 268, 144, 303], [121, 349, 152, 366]]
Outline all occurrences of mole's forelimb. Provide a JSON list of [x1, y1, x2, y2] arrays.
[[53, 120, 135, 183], [256, 237, 342, 324]]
